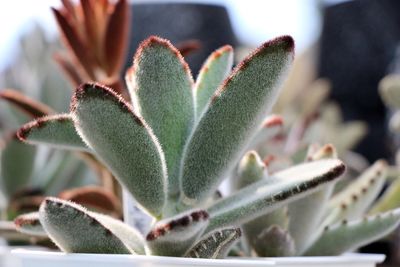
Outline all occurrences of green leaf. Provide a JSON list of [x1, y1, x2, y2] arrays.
[[186, 228, 241, 259], [232, 150, 267, 190], [324, 160, 387, 225], [146, 210, 209, 256], [71, 83, 167, 218], [247, 114, 284, 151], [194, 45, 233, 118], [206, 159, 345, 232], [287, 145, 337, 255], [304, 208, 400, 256], [39, 197, 132, 254], [17, 114, 89, 151], [370, 178, 400, 215], [126, 36, 194, 199], [1, 135, 36, 198], [180, 36, 295, 206], [252, 225, 295, 257]]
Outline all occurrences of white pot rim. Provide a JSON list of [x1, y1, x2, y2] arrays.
[[10, 249, 386, 266]]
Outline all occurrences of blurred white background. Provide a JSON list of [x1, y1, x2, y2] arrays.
[[0, 0, 349, 70]]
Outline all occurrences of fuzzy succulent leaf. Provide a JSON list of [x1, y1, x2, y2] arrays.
[[304, 208, 400, 256], [17, 114, 89, 151], [14, 212, 47, 237], [253, 225, 295, 257], [369, 178, 400, 215], [126, 36, 194, 198], [180, 36, 295, 206], [71, 83, 167, 218], [146, 210, 209, 256], [185, 228, 241, 259], [91, 212, 145, 255], [206, 159, 345, 232], [194, 45, 233, 118], [1, 135, 36, 198], [287, 145, 337, 255], [39, 197, 131, 254], [324, 160, 387, 225]]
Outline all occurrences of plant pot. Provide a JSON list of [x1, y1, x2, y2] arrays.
[[9, 249, 385, 267]]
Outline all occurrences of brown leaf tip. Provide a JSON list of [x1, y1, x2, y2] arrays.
[[134, 36, 193, 83], [14, 215, 40, 228], [211, 45, 233, 60], [16, 114, 72, 142], [263, 115, 284, 128], [71, 82, 144, 126], [146, 210, 209, 241]]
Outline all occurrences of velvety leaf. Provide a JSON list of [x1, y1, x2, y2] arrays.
[[91, 212, 145, 255], [185, 228, 241, 259], [146, 210, 209, 256], [71, 83, 167, 218], [14, 212, 47, 237], [1, 135, 36, 198], [194, 45, 233, 118], [39, 197, 131, 254], [126, 36, 194, 199], [233, 150, 266, 190], [305, 209, 400, 256], [17, 114, 88, 151], [0, 89, 53, 118], [180, 36, 295, 206], [324, 160, 387, 225], [253, 225, 295, 257], [206, 159, 345, 232]]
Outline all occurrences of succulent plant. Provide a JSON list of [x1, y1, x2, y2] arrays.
[[11, 35, 353, 258], [233, 143, 400, 257]]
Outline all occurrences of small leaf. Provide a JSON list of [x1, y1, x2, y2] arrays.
[[176, 39, 202, 57], [39, 197, 132, 254], [71, 83, 167, 218], [0, 89, 53, 118], [14, 212, 47, 237], [1, 135, 36, 198], [253, 225, 295, 257], [324, 160, 387, 225], [194, 45, 233, 118], [186, 228, 241, 259], [17, 114, 89, 151], [305, 209, 400, 256], [206, 159, 345, 232], [233, 150, 266, 190], [370, 178, 400, 215], [180, 36, 295, 206], [127, 36, 194, 199], [146, 210, 209, 256]]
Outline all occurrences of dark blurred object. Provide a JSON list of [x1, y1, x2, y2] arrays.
[[318, 0, 400, 163], [125, 3, 238, 76]]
